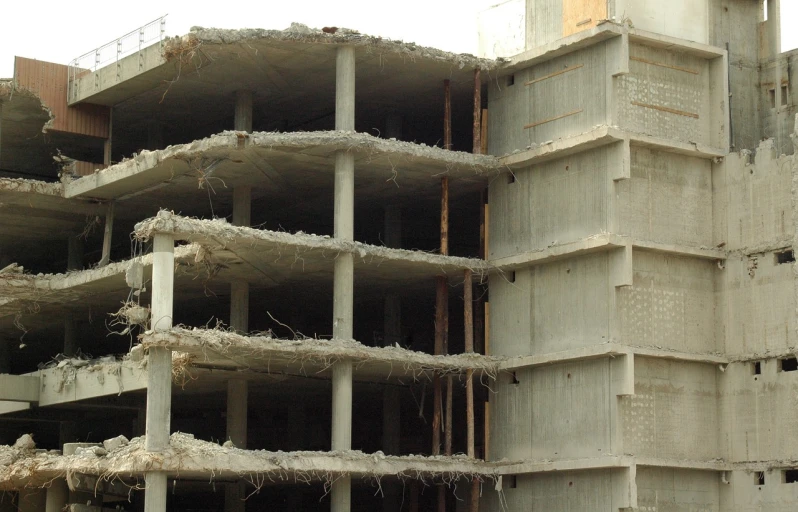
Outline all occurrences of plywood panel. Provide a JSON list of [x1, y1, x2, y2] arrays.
[[563, 0, 607, 37], [14, 57, 109, 138]]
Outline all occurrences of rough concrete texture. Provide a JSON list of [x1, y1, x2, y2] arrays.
[[187, 23, 499, 70], [67, 130, 500, 200], [140, 327, 501, 380], [134, 211, 491, 282], [0, 432, 501, 491]]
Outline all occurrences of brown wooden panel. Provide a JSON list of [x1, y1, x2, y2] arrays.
[[14, 57, 109, 138], [563, 0, 607, 37]]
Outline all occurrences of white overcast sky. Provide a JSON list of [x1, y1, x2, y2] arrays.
[[1, 1, 797, 78]]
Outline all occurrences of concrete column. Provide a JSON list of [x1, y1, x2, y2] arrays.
[[144, 232, 174, 512], [18, 489, 46, 512], [331, 44, 355, 512], [382, 205, 401, 512], [99, 200, 115, 266], [226, 187, 250, 512], [67, 236, 84, 271], [45, 479, 69, 512], [234, 91, 253, 133]]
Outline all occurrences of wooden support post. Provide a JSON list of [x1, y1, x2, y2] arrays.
[[464, 269, 474, 457], [99, 200, 115, 266], [444, 79, 451, 150], [440, 177, 449, 256], [470, 478, 480, 512], [432, 275, 447, 455], [103, 109, 113, 167], [473, 69, 482, 154]]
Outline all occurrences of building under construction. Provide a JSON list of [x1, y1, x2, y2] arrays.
[[0, 0, 797, 510]]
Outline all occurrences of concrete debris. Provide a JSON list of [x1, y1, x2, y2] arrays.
[[12, 435, 35, 450], [0, 433, 501, 490], [102, 436, 129, 452]]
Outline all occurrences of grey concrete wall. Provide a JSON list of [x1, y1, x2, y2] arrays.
[[616, 43, 713, 146], [712, 141, 794, 251], [488, 148, 610, 260], [708, 0, 763, 151], [525, 0, 563, 50], [721, 469, 798, 511], [489, 252, 610, 357], [487, 42, 609, 156], [620, 357, 720, 460], [482, 469, 628, 510], [637, 467, 720, 512], [716, 254, 796, 357], [618, 250, 716, 353], [618, 147, 713, 247], [719, 360, 798, 464], [758, 51, 798, 156]]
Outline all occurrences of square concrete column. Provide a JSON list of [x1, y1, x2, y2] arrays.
[[144, 230, 174, 512], [235, 91, 253, 133], [331, 44, 355, 512], [226, 186, 250, 512], [45, 479, 69, 512]]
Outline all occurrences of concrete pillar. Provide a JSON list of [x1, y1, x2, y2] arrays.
[[382, 205, 402, 512], [99, 200, 115, 267], [226, 187, 250, 512], [144, 232, 174, 512], [331, 44, 355, 512], [234, 91, 253, 133], [45, 479, 69, 512], [67, 236, 84, 271], [17, 489, 45, 512]]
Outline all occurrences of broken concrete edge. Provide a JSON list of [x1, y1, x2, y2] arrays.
[[0, 177, 62, 196], [66, 130, 502, 199], [184, 23, 501, 71], [133, 211, 492, 275], [0, 244, 200, 295], [0, 79, 55, 134], [138, 326, 503, 377], [0, 432, 502, 491]]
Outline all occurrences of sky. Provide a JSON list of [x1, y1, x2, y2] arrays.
[[1, 1, 797, 78]]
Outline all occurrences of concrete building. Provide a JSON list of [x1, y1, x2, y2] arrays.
[[0, 0, 796, 510]]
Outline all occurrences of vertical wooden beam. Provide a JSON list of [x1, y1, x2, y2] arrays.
[[432, 275, 447, 455], [473, 69, 482, 154], [481, 108, 489, 155], [103, 109, 113, 167], [464, 269, 475, 457], [444, 79, 452, 150]]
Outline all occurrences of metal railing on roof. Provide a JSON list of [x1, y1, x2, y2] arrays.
[[67, 15, 167, 103]]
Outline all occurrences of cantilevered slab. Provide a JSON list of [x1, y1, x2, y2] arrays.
[[140, 327, 500, 383], [0, 244, 200, 317], [65, 131, 499, 204], [134, 212, 490, 285], [0, 178, 107, 245], [0, 433, 501, 490]]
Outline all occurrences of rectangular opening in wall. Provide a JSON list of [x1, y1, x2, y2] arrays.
[[776, 250, 795, 264], [781, 85, 789, 106], [753, 361, 762, 375], [507, 475, 517, 489], [770, 88, 776, 109], [509, 271, 516, 283], [507, 172, 516, 184], [755, 472, 765, 485], [780, 357, 798, 372], [784, 470, 798, 483], [506, 74, 515, 87]]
